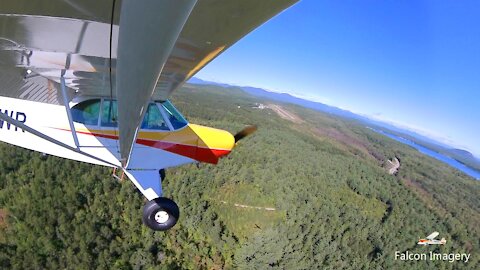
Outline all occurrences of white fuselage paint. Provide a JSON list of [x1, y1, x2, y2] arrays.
[[0, 96, 195, 200]]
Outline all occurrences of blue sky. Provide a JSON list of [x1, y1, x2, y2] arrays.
[[196, 0, 480, 157]]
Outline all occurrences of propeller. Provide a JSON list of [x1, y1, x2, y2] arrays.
[[234, 125, 257, 143]]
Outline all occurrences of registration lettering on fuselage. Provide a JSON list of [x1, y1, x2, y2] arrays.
[[0, 109, 26, 132]]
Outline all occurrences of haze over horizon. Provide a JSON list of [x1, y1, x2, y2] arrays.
[[191, 76, 480, 159], [195, 0, 480, 157]]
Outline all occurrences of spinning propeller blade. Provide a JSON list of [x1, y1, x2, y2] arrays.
[[234, 125, 257, 143]]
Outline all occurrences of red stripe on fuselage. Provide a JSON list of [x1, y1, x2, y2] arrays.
[[136, 138, 230, 164], [54, 128, 229, 164]]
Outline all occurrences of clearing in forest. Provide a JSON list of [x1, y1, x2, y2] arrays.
[[267, 104, 304, 123], [210, 183, 283, 238]]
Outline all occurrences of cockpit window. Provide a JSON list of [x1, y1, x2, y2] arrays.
[[72, 99, 100, 126], [101, 100, 118, 127], [141, 103, 170, 130], [71, 99, 186, 130], [161, 100, 188, 129]]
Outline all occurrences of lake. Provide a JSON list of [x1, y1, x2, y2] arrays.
[[371, 128, 480, 180]]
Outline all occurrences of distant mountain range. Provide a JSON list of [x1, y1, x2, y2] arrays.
[[188, 77, 480, 171], [189, 77, 364, 120]]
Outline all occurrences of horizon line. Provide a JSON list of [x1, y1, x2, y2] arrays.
[[189, 77, 480, 159]]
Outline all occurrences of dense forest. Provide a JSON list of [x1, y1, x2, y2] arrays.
[[0, 84, 478, 269]]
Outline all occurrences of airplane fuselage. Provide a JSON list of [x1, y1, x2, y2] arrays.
[[0, 96, 234, 166], [0, 96, 235, 199], [417, 239, 446, 245]]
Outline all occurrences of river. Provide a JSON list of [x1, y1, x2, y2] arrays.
[[371, 128, 480, 180]]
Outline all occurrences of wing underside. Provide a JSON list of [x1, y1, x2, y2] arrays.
[[0, 0, 297, 102], [426, 232, 439, 240], [0, 0, 298, 163]]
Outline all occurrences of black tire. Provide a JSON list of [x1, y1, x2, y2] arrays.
[[142, 197, 179, 231]]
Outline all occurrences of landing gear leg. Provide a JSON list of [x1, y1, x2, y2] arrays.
[[142, 197, 180, 231], [159, 169, 166, 181], [125, 168, 179, 230]]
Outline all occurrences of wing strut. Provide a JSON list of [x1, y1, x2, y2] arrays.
[[0, 111, 118, 167], [116, 0, 197, 166], [60, 73, 80, 149]]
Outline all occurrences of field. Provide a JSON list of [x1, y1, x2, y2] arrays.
[[0, 84, 478, 269]]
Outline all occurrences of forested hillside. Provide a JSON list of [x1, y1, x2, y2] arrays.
[[0, 84, 478, 269]]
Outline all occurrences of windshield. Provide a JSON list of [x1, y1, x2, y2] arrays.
[[141, 103, 170, 130], [161, 100, 188, 130]]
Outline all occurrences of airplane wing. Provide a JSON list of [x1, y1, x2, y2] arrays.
[[0, 0, 298, 165], [426, 232, 439, 240]]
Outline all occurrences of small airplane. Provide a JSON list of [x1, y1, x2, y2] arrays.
[[417, 232, 447, 245], [0, 0, 298, 231]]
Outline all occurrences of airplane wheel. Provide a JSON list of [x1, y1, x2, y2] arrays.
[[142, 197, 179, 231]]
